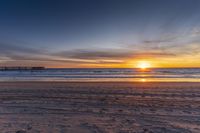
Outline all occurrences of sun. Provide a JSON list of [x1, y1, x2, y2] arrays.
[[136, 61, 151, 69]]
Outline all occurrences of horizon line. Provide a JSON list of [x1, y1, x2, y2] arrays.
[[46, 67, 200, 69]]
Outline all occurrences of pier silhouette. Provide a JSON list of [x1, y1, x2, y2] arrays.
[[0, 67, 45, 71]]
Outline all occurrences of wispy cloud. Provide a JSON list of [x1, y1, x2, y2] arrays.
[[125, 29, 200, 58], [0, 33, 199, 67], [54, 49, 175, 60]]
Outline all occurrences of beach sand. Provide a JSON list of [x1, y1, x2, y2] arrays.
[[0, 82, 200, 133]]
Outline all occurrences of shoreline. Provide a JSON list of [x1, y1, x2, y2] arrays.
[[1, 80, 200, 82], [1, 81, 200, 86]]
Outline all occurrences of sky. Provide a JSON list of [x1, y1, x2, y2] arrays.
[[0, 0, 200, 68]]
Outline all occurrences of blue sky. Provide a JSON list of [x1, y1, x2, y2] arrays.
[[0, 0, 200, 67]]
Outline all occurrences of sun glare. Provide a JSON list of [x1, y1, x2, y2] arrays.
[[141, 78, 147, 82], [137, 61, 151, 69]]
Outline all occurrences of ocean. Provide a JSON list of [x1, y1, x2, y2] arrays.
[[0, 68, 199, 82]]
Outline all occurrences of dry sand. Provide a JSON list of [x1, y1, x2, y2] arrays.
[[0, 82, 200, 133]]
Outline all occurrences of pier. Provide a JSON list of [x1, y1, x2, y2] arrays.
[[0, 67, 45, 71]]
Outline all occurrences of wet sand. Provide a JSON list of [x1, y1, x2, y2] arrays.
[[0, 82, 200, 133]]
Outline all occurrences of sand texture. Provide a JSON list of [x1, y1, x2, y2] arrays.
[[0, 82, 200, 133]]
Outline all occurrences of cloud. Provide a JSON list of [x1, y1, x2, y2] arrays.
[[56, 50, 131, 59], [125, 29, 200, 58], [0, 42, 127, 64], [0, 41, 47, 62], [1, 37, 198, 67], [55, 49, 175, 60]]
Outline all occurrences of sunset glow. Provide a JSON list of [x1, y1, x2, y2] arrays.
[[136, 61, 151, 69], [0, 0, 199, 68], [0, 1, 200, 133]]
